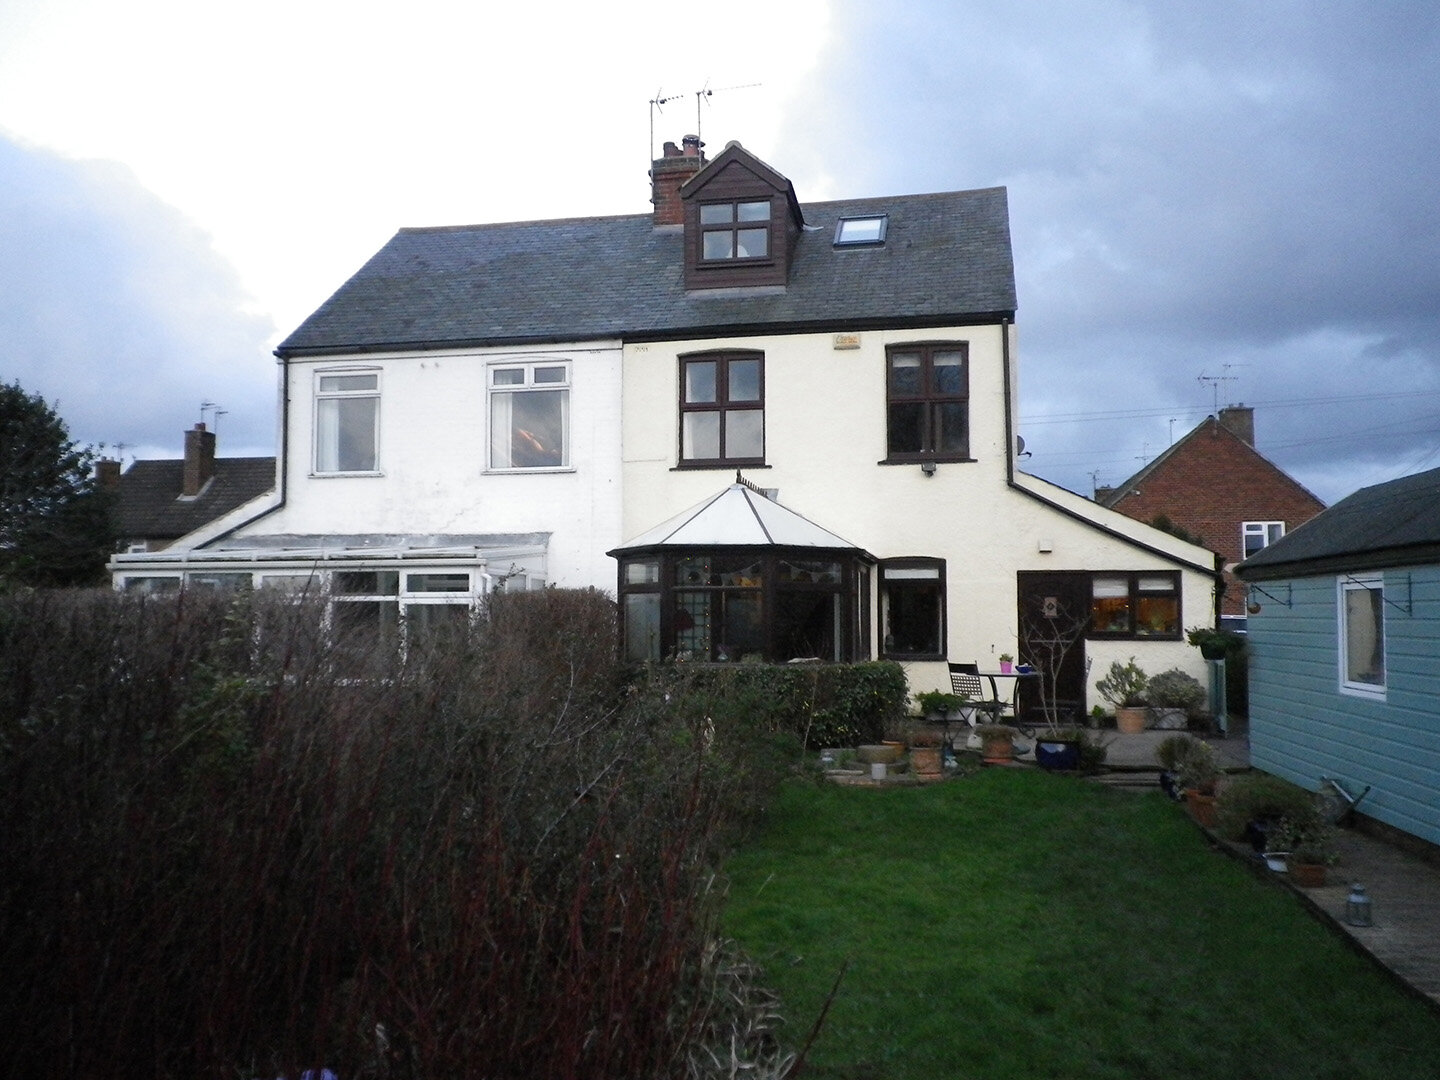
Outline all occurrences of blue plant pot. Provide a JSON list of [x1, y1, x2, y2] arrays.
[[1034, 739, 1081, 771]]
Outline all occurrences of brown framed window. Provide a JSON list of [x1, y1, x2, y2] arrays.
[[880, 557, 946, 660], [1088, 572, 1181, 639], [679, 351, 764, 467], [885, 343, 969, 461], [699, 199, 771, 261]]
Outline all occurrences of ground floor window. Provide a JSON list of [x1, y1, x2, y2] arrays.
[[616, 549, 863, 663], [1089, 572, 1181, 639], [880, 558, 946, 660], [1339, 574, 1385, 697]]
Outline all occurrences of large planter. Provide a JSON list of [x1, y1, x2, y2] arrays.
[[1149, 707, 1187, 731], [1034, 738, 1081, 771], [979, 732, 1016, 765], [1185, 788, 1218, 828], [1115, 706, 1149, 734], [1290, 861, 1327, 888], [858, 743, 904, 766], [910, 746, 943, 777]]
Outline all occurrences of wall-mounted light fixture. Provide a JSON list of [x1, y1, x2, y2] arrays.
[[921, 461, 937, 477]]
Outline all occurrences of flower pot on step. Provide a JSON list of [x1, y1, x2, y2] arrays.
[[1115, 706, 1149, 734]]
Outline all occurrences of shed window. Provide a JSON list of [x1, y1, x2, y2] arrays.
[[1339, 574, 1385, 698]]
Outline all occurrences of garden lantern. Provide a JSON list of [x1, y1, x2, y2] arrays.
[[1344, 882, 1373, 927]]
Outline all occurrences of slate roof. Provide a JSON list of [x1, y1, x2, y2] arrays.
[[116, 458, 276, 543], [1237, 465, 1440, 579], [276, 188, 1015, 356]]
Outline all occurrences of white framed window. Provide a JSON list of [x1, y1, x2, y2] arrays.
[[315, 370, 380, 474], [489, 361, 570, 470], [1243, 521, 1285, 559], [1339, 574, 1385, 698]]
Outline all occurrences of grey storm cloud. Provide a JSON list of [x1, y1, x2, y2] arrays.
[[778, 0, 1440, 503], [0, 136, 275, 462]]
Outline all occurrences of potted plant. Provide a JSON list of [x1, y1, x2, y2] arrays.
[[998, 652, 1014, 674], [975, 723, 1017, 765], [1145, 668, 1206, 730], [914, 689, 964, 721], [1214, 773, 1313, 849], [1186, 625, 1242, 661], [1176, 740, 1221, 827], [1095, 658, 1149, 734], [906, 722, 946, 777], [1270, 809, 1336, 887], [1154, 733, 1203, 800], [1033, 724, 1087, 771]]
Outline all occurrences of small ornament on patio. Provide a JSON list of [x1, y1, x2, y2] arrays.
[[1345, 882, 1374, 927]]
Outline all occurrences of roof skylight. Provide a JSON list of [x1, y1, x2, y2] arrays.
[[834, 215, 888, 246]]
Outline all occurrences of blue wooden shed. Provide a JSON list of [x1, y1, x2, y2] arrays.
[[1236, 465, 1440, 849]]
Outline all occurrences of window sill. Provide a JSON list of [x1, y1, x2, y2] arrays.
[[1339, 682, 1386, 701], [310, 470, 384, 478], [878, 457, 975, 466], [673, 461, 770, 471], [483, 466, 576, 475]]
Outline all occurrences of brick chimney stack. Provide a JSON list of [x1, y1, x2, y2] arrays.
[[96, 459, 121, 490], [183, 423, 216, 496], [1218, 405, 1255, 446], [650, 134, 705, 225]]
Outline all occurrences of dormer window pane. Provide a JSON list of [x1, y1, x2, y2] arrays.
[[700, 203, 733, 224], [703, 232, 734, 259], [737, 200, 770, 221], [735, 228, 768, 258]]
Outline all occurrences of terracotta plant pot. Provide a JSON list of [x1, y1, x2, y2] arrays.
[[980, 734, 1015, 765], [1185, 789, 1218, 828], [1115, 706, 1148, 734], [1289, 861, 1327, 888], [910, 746, 942, 777]]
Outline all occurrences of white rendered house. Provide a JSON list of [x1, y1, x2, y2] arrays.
[[111, 136, 1218, 714]]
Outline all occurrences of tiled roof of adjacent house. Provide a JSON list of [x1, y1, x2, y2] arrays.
[[1237, 465, 1440, 578], [275, 187, 1016, 356], [116, 458, 276, 542]]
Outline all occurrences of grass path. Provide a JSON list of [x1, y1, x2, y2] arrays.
[[722, 770, 1440, 1079]]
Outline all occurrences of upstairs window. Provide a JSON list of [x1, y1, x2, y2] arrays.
[[315, 370, 379, 474], [885, 343, 969, 461], [1243, 521, 1285, 559], [679, 351, 764, 467], [489, 361, 569, 469], [699, 199, 771, 260], [1339, 574, 1385, 698]]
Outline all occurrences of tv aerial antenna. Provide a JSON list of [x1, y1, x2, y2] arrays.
[[648, 80, 761, 161], [1197, 364, 1241, 412]]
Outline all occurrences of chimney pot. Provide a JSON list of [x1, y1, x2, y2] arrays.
[[650, 134, 707, 226]]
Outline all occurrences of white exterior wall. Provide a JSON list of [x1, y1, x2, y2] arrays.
[[234, 342, 623, 591], [622, 325, 1214, 708]]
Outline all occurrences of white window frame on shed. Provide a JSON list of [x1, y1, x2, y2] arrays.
[[314, 369, 381, 475], [1338, 573, 1386, 699]]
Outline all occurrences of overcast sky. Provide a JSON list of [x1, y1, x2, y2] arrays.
[[3, 0, 1437, 505]]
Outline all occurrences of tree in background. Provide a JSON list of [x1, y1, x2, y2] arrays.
[[0, 381, 113, 587]]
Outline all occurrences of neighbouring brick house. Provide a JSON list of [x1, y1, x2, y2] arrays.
[[1096, 406, 1325, 624], [103, 424, 275, 558]]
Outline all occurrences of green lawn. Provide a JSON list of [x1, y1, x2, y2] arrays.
[[722, 770, 1440, 1080]]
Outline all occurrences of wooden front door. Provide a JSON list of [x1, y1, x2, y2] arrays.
[[1016, 572, 1091, 728]]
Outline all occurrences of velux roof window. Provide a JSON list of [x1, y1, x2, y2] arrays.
[[834, 214, 888, 246]]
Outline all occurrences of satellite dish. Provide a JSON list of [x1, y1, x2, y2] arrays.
[[1015, 435, 1030, 458]]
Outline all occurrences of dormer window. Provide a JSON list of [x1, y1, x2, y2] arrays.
[[700, 200, 771, 260], [835, 215, 888, 246]]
